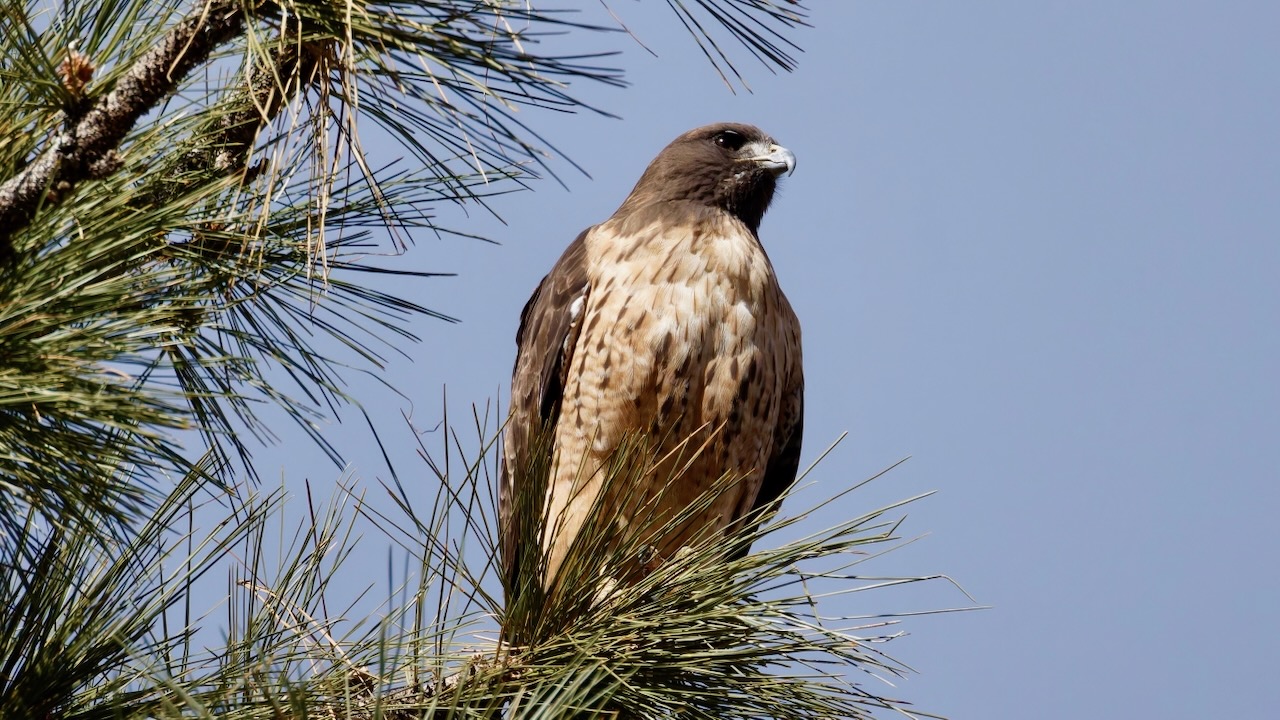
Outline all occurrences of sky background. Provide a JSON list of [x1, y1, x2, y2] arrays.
[[243, 2, 1279, 717]]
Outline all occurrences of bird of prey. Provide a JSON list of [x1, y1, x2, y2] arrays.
[[499, 123, 803, 600]]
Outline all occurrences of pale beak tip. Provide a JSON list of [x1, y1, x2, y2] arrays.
[[769, 144, 796, 177]]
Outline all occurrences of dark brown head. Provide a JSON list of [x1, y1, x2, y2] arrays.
[[612, 123, 796, 232]]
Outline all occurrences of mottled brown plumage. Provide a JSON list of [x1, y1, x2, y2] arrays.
[[500, 123, 804, 601]]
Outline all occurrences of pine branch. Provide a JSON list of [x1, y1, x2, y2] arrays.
[[0, 401, 963, 719], [0, 0, 257, 257]]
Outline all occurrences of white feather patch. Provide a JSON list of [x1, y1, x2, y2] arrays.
[[568, 289, 586, 322], [562, 285, 588, 355]]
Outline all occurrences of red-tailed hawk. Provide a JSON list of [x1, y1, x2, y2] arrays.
[[500, 123, 803, 601]]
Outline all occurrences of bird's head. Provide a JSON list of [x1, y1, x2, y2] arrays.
[[615, 123, 796, 232]]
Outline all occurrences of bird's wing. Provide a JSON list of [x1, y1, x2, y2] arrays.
[[730, 333, 804, 559], [500, 229, 591, 594]]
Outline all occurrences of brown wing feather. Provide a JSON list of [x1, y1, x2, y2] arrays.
[[729, 357, 804, 560], [500, 229, 591, 596]]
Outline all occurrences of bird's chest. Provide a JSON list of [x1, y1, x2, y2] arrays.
[[597, 229, 771, 366], [578, 226, 785, 444]]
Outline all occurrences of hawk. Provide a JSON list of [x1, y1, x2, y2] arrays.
[[500, 123, 803, 601]]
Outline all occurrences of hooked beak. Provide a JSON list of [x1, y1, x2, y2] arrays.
[[745, 141, 797, 177]]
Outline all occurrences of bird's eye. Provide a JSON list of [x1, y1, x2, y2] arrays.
[[713, 130, 745, 151]]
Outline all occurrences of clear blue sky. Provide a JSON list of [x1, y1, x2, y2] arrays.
[[247, 2, 1280, 717]]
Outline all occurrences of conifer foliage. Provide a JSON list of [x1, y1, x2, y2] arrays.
[[0, 2, 952, 718]]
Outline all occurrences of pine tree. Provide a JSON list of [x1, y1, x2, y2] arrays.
[[0, 2, 953, 717]]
